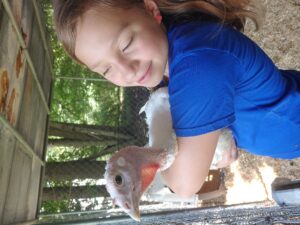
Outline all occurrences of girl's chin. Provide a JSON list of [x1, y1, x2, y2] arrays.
[[145, 76, 164, 88]]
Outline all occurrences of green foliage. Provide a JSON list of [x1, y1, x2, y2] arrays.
[[42, 1, 122, 126], [41, 1, 122, 214], [41, 200, 71, 214], [50, 79, 122, 126], [46, 145, 105, 162], [41, 180, 103, 214], [41, 198, 101, 214]]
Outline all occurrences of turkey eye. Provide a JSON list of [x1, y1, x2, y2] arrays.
[[115, 175, 123, 185]]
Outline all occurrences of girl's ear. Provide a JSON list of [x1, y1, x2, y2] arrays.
[[144, 0, 162, 24]]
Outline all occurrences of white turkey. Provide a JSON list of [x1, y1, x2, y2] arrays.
[[104, 87, 238, 221]]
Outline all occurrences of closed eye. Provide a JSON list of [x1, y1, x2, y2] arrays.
[[102, 67, 111, 76], [122, 37, 133, 52]]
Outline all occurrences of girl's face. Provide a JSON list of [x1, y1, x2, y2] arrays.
[[75, 3, 168, 88]]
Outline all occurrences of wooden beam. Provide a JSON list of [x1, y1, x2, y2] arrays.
[[55, 76, 110, 82], [9, 220, 39, 225], [0, 115, 45, 167], [31, 0, 54, 79]]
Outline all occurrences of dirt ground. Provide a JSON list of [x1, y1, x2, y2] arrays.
[[201, 0, 300, 206]]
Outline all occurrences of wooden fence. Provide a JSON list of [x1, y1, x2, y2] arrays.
[[0, 0, 52, 224]]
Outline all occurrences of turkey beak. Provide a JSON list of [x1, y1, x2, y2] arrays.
[[128, 207, 141, 221], [127, 190, 141, 221]]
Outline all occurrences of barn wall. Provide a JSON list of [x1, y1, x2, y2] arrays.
[[0, 0, 52, 224]]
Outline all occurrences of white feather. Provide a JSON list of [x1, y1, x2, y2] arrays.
[[139, 87, 177, 171], [140, 87, 233, 170]]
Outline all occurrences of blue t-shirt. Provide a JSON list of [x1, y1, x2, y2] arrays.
[[167, 21, 300, 159]]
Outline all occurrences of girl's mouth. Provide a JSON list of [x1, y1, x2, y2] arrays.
[[137, 63, 151, 84]]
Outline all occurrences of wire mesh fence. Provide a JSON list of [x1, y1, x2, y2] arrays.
[[42, 86, 152, 216]]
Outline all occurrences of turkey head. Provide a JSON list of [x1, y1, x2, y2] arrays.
[[104, 146, 165, 221]]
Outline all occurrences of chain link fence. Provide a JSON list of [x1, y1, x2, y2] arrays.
[[42, 87, 154, 217]]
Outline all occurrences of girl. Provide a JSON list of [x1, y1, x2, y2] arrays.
[[53, 0, 300, 197]]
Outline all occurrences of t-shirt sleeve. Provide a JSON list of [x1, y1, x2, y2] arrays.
[[168, 49, 241, 137]]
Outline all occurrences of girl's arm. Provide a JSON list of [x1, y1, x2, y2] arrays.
[[161, 130, 220, 198]]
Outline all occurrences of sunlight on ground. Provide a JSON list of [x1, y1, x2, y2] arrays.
[[226, 162, 277, 204], [258, 163, 277, 200]]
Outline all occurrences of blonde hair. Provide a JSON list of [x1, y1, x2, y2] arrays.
[[53, 0, 262, 63]]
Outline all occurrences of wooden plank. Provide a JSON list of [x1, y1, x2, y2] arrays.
[[15, 58, 49, 222], [0, 0, 51, 224], [10, 1, 51, 222], [38, 59, 52, 158], [17, 68, 43, 158], [26, 158, 42, 220], [13, 51, 46, 223], [31, 0, 54, 78], [34, 108, 48, 158], [0, 127, 17, 224], [15, 147, 36, 223], [17, 1, 50, 156], [197, 170, 222, 194], [0, 0, 35, 223], [2, 0, 50, 114], [0, 4, 27, 127], [28, 11, 46, 96], [36, 111, 51, 215], [42, 53, 53, 106], [0, 0, 3, 29], [2, 144, 32, 224], [9, 220, 38, 225]]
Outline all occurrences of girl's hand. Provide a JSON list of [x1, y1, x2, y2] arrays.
[[216, 137, 238, 169]]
